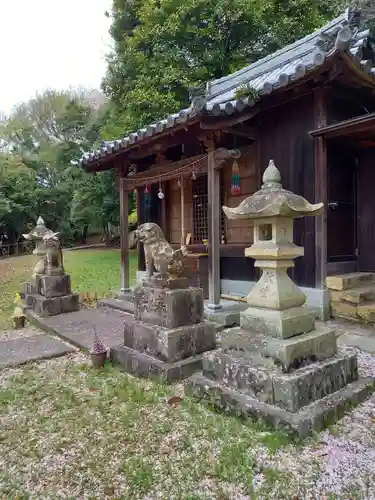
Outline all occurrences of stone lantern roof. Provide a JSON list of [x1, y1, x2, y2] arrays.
[[222, 160, 324, 220], [23, 217, 52, 241]]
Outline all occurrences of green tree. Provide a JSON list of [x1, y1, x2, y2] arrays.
[[101, 0, 344, 138], [0, 89, 123, 245]]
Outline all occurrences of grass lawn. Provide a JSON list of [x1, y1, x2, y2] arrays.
[[1, 249, 375, 498], [0, 354, 302, 500], [0, 248, 137, 329]]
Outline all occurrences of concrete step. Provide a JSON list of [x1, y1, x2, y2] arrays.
[[357, 302, 375, 323], [329, 285, 375, 305], [97, 298, 134, 314], [326, 272, 375, 291]]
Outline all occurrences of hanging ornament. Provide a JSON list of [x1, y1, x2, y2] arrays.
[[158, 179, 164, 199], [177, 178, 181, 188], [231, 160, 241, 195], [144, 184, 152, 211], [191, 169, 196, 181]]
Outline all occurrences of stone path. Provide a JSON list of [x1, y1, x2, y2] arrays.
[[326, 318, 375, 354], [2, 308, 375, 371], [27, 306, 132, 351], [0, 327, 75, 369]]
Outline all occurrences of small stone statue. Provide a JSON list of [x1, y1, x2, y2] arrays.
[[135, 222, 187, 278], [42, 232, 64, 276]]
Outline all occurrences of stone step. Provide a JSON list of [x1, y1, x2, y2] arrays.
[[330, 301, 360, 322], [326, 272, 375, 291], [357, 302, 375, 323], [329, 286, 375, 305], [341, 285, 375, 305]]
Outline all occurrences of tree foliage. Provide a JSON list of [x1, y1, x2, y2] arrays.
[[0, 89, 125, 245], [101, 0, 344, 139], [0, 0, 355, 247]]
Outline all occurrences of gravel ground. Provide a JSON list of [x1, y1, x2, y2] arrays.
[[0, 346, 374, 499]]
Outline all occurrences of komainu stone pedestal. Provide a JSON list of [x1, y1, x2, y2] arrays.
[[21, 217, 79, 317], [111, 278, 216, 382], [186, 161, 374, 437], [24, 273, 79, 317]]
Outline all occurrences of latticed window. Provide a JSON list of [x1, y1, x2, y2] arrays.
[[192, 173, 225, 244]]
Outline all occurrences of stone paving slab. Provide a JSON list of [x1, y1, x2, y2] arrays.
[[0, 334, 75, 369], [337, 333, 375, 354], [27, 306, 131, 351], [0, 326, 43, 342]]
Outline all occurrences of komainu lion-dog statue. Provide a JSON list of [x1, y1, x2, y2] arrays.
[[135, 223, 188, 278], [42, 232, 65, 275]]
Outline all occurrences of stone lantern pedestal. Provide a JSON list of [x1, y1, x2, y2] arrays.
[[187, 161, 374, 438]]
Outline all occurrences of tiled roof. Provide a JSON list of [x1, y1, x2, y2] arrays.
[[80, 8, 375, 167], [193, 8, 375, 116], [80, 108, 197, 167]]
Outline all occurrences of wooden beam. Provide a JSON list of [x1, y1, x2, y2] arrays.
[[313, 87, 328, 290], [200, 109, 259, 130], [310, 111, 375, 138], [222, 124, 257, 139], [119, 174, 132, 297], [205, 136, 222, 309]]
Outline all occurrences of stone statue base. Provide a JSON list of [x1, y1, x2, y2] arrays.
[[111, 276, 216, 382], [186, 324, 374, 438], [22, 273, 79, 317]]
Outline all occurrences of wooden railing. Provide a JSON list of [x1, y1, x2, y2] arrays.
[[0, 241, 35, 259]]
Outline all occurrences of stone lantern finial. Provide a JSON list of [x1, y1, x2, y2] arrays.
[[36, 216, 45, 226], [262, 159, 281, 188]]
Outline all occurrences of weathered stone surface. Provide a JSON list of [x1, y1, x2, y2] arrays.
[[186, 372, 375, 438], [326, 272, 375, 291], [30, 293, 79, 317], [145, 275, 189, 290], [357, 302, 375, 323], [264, 325, 337, 371], [26, 306, 130, 350], [241, 305, 315, 340], [134, 286, 203, 328], [110, 344, 203, 382], [342, 286, 375, 305], [40, 274, 72, 298], [0, 334, 74, 368], [98, 297, 134, 314], [202, 349, 275, 403], [272, 354, 358, 412], [330, 301, 359, 321], [123, 317, 216, 362]]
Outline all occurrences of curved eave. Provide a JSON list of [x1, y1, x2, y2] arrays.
[[79, 109, 198, 171]]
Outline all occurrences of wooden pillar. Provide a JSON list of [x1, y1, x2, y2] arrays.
[[119, 175, 131, 297], [206, 137, 222, 310], [314, 88, 328, 289]]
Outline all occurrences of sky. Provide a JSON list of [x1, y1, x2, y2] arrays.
[[0, 0, 113, 115]]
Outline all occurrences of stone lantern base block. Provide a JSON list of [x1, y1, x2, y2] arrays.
[[110, 345, 205, 383], [264, 326, 338, 371], [186, 372, 374, 438], [240, 305, 315, 340], [186, 326, 375, 437]]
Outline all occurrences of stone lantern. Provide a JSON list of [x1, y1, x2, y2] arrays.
[[187, 160, 374, 438], [222, 159, 323, 339], [23, 217, 53, 283]]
